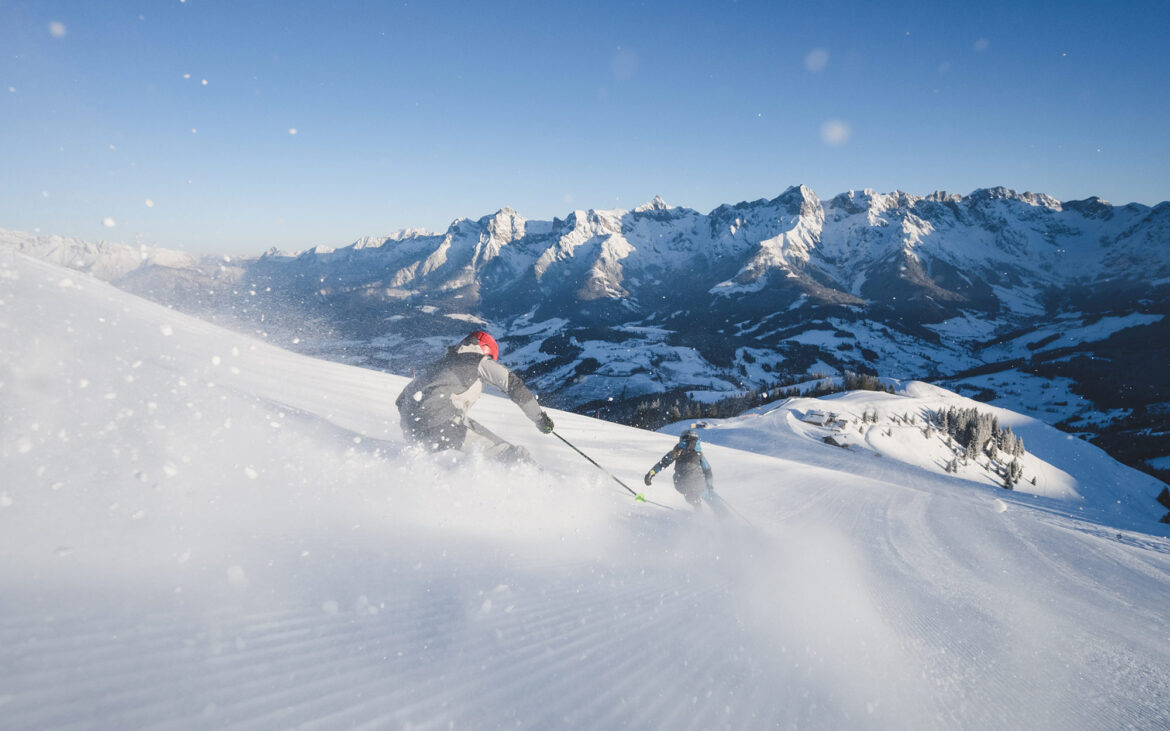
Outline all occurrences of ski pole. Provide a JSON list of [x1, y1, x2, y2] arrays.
[[716, 494, 754, 528], [552, 432, 673, 509], [552, 431, 638, 497]]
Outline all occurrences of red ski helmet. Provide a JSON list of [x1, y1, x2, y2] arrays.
[[466, 330, 499, 360]]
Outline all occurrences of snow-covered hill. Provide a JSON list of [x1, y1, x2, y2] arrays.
[[3, 247, 1169, 729], [675, 382, 1167, 527]]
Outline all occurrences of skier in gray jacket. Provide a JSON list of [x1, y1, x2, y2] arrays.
[[395, 331, 554, 463]]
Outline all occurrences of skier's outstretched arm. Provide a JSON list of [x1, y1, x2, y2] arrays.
[[701, 454, 714, 491], [645, 447, 681, 485], [478, 358, 554, 433]]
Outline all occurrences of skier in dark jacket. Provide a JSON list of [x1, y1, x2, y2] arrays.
[[643, 427, 715, 508], [395, 330, 554, 463]]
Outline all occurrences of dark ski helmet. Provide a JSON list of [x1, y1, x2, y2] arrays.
[[680, 428, 699, 447], [465, 330, 499, 361]]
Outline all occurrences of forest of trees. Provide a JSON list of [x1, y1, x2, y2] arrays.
[[931, 406, 1028, 489], [580, 371, 893, 431]]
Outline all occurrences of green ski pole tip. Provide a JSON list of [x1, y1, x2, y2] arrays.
[[635, 493, 646, 503]]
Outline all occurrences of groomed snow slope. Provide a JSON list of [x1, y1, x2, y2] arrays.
[[2, 249, 1169, 730]]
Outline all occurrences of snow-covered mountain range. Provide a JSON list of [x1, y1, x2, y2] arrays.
[[4, 185, 1169, 485]]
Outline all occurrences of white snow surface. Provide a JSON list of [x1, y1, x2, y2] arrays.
[[2, 249, 1170, 730]]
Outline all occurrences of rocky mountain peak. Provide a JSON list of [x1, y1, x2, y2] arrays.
[[634, 195, 671, 213], [481, 207, 527, 242], [966, 187, 1062, 211]]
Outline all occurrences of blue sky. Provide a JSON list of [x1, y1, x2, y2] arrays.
[[2, 0, 1168, 254]]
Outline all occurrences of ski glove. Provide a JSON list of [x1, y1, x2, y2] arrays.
[[644, 469, 656, 486], [536, 411, 555, 434]]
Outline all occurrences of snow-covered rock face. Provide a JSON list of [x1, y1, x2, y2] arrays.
[[4, 185, 1170, 485]]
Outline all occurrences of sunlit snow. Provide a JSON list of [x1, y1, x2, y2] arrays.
[[1, 248, 1168, 729]]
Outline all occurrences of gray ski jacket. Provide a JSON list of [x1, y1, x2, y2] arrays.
[[395, 343, 544, 434]]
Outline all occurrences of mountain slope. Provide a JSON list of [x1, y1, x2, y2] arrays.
[[2, 248, 1169, 729], [3, 184, 1169, 487]]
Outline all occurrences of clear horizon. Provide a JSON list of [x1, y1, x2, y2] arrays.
[[2, 0, 1168, 254]]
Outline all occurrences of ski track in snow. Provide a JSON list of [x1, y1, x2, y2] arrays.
[[2, 249, 1170, 730]]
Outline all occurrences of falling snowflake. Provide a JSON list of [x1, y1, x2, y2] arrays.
[[805, 48, 829, 72], [226, 565, 248, 588], [820, 120, 852, 146]]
